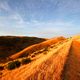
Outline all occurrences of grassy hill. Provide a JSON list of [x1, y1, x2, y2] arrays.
[[1, 35, 80, 80], [10, 36, 66, 60], [0, 36, 72, 80], [0, 36, 47, 58]]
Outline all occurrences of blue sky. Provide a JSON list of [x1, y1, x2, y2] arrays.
[[0, 0, 80, 38]]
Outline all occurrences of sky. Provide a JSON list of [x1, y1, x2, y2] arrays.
[[0, 0, 80, 38]]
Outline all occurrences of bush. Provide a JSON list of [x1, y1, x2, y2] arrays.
[[0, 65, 4, 70], [21, 58, 31, 64], [6, 60, 21, 70], [7, 61, 16, 70], [14, 60, 21, 68]]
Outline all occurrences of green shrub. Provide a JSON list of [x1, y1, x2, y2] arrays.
[[6, 60, 21, 70], [14, 60, 21, 68], [7, 61, 16, 70], [21, 58, 31, 64]]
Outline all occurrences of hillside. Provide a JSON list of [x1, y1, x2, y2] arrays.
[[1, 35, 80, 80], [0, 36, 47, 58], [10, 36, 66, 60], [0, 36, 70, 80]]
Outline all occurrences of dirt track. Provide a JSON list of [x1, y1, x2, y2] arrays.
[[0, 40, 72, 80], [62, 40, 80, 80]]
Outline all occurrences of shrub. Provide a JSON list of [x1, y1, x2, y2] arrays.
[[6, 61, 16, 70], [14, 60, 21, 68], [6, 60, 21, 70], [21, 58, 31, 64], [0, 65, 4, 70]]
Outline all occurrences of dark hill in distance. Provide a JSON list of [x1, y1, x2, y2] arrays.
[[10, 36, 66, 60], [0, 36, 47, 58]]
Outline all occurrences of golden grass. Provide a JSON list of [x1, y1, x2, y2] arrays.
[[62, 40, 80, 80], [0, 36, 46, 58], [0, 38, 72, 80], [2, 35, 80, 80], [10, 36, 66, 60]]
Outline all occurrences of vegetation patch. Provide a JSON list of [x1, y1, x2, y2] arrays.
[[0, 65, 4, 70], [6, 60, 21, 70], [21, 58, 31, 64], [14, 60, 21, 68], [6, 61, 16, 70]]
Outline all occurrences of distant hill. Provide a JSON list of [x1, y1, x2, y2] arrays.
[[10, 36, 66, 60], [0, 36, 47, 58]]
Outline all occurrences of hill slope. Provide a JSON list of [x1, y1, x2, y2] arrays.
[[0, 38, 72, 80], [1, 36, 80, 80], [10, 36, 65, 60], [0, 36, 47, 58]]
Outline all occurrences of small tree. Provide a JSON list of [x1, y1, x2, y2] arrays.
[[14, 60, 21, 68], [7, 61, 16, 70], [6, 60, 21, 70], [21, 58, 31, 64]]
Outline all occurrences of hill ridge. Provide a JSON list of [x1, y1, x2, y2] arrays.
[[0, 39, 72, 80], [10, 36, 65, 60]]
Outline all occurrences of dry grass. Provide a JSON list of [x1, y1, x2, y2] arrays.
[[0, 36, 47, 63], [0, 36, 46, 58], [62, 39, 80, 80], [10, 36, 66, 60], [0, 38, 72, 80], [2, 35, 80, 80]]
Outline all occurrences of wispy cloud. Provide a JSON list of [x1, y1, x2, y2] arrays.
[[0, 0, 80, 37], [10, 13, 25, 24], [0, 0, 11, 12]]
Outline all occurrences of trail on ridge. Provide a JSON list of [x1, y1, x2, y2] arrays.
[[62, 40, 80, 80]]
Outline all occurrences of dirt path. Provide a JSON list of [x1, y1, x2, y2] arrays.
[[0, 40, 72, 80], [62, 40, 80, 80]]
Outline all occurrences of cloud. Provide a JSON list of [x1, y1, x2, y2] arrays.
[[0, 0, 26, 26], [22, 20, 76, 36], [10, 13, 25, 24], [28, 20, 80, 37], [0, 0, 11, 12], [0, 0, 80, 37], [0, 14, 79, 37], [0, 11, 27, 29]]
